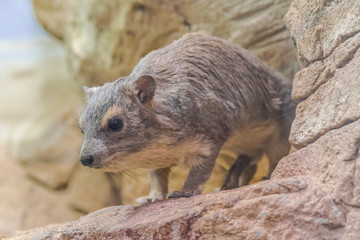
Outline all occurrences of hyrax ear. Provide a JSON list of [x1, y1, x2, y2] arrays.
[[83, 86, 99, 100], [133, 75, 156, 104]]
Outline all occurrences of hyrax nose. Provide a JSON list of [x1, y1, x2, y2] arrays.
[[81, 155, 94, 166]]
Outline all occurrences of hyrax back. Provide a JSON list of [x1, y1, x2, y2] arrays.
[[79, 32, 295, 203]]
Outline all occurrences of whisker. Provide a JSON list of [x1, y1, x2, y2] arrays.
[[72, 95, 85, 117], [158, 168, 169, 179], [112, 171, 134, 186], [123, 169, 145, 186], [126, 169, 149, 185]]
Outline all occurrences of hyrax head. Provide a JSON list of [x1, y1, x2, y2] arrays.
[[79, 75, 160, 171]]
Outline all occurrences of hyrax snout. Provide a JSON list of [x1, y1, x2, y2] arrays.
[[79, 32, 295, 204]]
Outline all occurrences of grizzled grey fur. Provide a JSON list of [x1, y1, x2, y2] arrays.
[[79, 32, 296, 204]]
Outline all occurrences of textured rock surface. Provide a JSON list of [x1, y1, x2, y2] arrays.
[[286, 0, 360, 148], [0, 148, 82, 233], [33, 0, 299, 85], [285, 0, 360, 68], [32, 0, 73, 40], [4, 175, 350, 239], [290, 44, 360, 147], [274, 119, 360, 206]]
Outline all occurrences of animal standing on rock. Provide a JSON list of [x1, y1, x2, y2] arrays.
[[79, 32, 295, 204]]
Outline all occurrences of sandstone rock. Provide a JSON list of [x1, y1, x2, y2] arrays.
[[32, 0, 299, 85], [32, 0, 73, 40], [285, 0, 360, 148], [285, 0, 360, 67], [292, 32, 360, 102], [343, 209, 360, 240], [5, 177, 348, 240], [67, 165, 121, 213], [273, 119, 360, 206], [289, 46, 360, 148], [0, 151, 28, 233], [20, 182, 83, 231], [18, 118, 82, 189], [0, 148, 82, 233]]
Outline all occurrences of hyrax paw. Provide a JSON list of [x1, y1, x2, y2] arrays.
[[168, 190, 200, 198], [136, 196, 163, 205], [220, 183, 237, 191], [262, 176, 270, 180]]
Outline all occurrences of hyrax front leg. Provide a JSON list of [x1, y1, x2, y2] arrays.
[[168, 153, 217, 198], [136, 167, 170, 205]]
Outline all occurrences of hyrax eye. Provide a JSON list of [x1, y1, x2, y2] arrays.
[[108, 116, 123, 132]]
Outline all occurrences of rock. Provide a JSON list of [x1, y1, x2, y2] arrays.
[[6, 177, 349, 239], [32, 0, 299, 85], [285, 0, 360, 67], [285, 0, 360, 148], [32, 0, 73, 40], [289, 45, 360, 148], [0, 148, 82, 233], [0, 150, 28, 233], [18, 119, 82, 189], [291, 32, 360, 102], [19, 182, 83, 231], [66, 165, 121, 213], [273, 119, 360, 206]]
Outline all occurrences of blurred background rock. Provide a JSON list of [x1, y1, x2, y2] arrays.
[[0, 0, 299, 233]]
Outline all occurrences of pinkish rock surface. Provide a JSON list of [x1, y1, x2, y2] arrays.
[[3, 178, 339, 240], [286, 0, 360, 148]]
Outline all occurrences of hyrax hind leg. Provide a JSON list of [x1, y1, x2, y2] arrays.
[[264, 131, 291, 180], [221, 152, 263, 190], [238, 163, 258, 186], [221, 155, 252, 190], [222, 132, 291, 190]]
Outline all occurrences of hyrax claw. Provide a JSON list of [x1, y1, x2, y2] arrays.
[[136, 196, 164, 205], [168, 190, 200, 198]]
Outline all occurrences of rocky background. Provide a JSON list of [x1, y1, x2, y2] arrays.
[[0, 0, 299, 235], [9, 0, 359, 238]]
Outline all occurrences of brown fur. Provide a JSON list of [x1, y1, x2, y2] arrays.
[[79, 32, 296, 204]]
